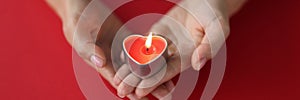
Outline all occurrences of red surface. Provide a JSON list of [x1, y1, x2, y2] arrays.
[[1, 0, 300, 99]]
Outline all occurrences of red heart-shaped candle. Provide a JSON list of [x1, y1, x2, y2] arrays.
[[123, 33, 167, 78]]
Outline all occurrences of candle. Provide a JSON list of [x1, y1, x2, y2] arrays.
[[123, 32, 167, 78]]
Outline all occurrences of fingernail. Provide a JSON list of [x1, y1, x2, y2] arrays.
[[195, 57, 207, 71], [117, 88, 125, 98], [90, 55, 104, 68], [113, 76, 121, 85], [126, 94, 137, 100], [117, 92, 125, 98]]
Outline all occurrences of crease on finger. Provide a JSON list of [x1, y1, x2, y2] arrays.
[[117, 73, 141, 98]]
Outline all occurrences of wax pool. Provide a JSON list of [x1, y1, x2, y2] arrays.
[[126, 36, 166, 64]]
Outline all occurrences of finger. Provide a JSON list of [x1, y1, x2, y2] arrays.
[[164, 80, 175, 92], [167, 39, 178, 57], [151, 81, 175, 100], [117, 73, 141, 98], [120, 51, 125, 63], [151, 85, 170, 100], [127, 93, 149, 100], [113, 64, 131, 86], [135, 56, 181, 98]]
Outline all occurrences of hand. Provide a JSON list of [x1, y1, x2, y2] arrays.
[[46, 0, 175, 99], [114, 0, 246, 99], [47, 0, 120, 87]]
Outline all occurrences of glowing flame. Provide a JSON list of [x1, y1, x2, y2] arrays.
[[145, 32, 153, 48]]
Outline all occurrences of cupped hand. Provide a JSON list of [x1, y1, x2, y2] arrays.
[[47, 0, 120, 87]]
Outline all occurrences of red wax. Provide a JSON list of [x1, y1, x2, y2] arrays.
[[142, 46, 155, 55], [124, 36, 166, 64]]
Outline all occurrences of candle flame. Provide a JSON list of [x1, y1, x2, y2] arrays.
[[145, 32, 153, 48]]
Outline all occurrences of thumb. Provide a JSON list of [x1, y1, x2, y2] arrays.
[[74, 41, 107, 70], [73, 34, 117, 87], [191, 16, 229, 71], [191, 42, 211, 71]]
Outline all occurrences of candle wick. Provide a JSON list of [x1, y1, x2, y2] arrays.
[[146, 48, 149, 52]]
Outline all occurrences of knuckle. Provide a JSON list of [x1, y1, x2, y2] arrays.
[[74, 43, 89, 59], [212, 15, 230, 35], [122, 83, 131, 89], [120, 83, 134, 95]]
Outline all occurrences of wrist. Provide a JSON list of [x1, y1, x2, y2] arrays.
[[46, 0, 68, 21]]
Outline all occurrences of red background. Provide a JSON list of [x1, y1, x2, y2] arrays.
[[1, 0, 300, 99]]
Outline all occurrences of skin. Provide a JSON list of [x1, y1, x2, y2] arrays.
[[47, 0, 246, 99]]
